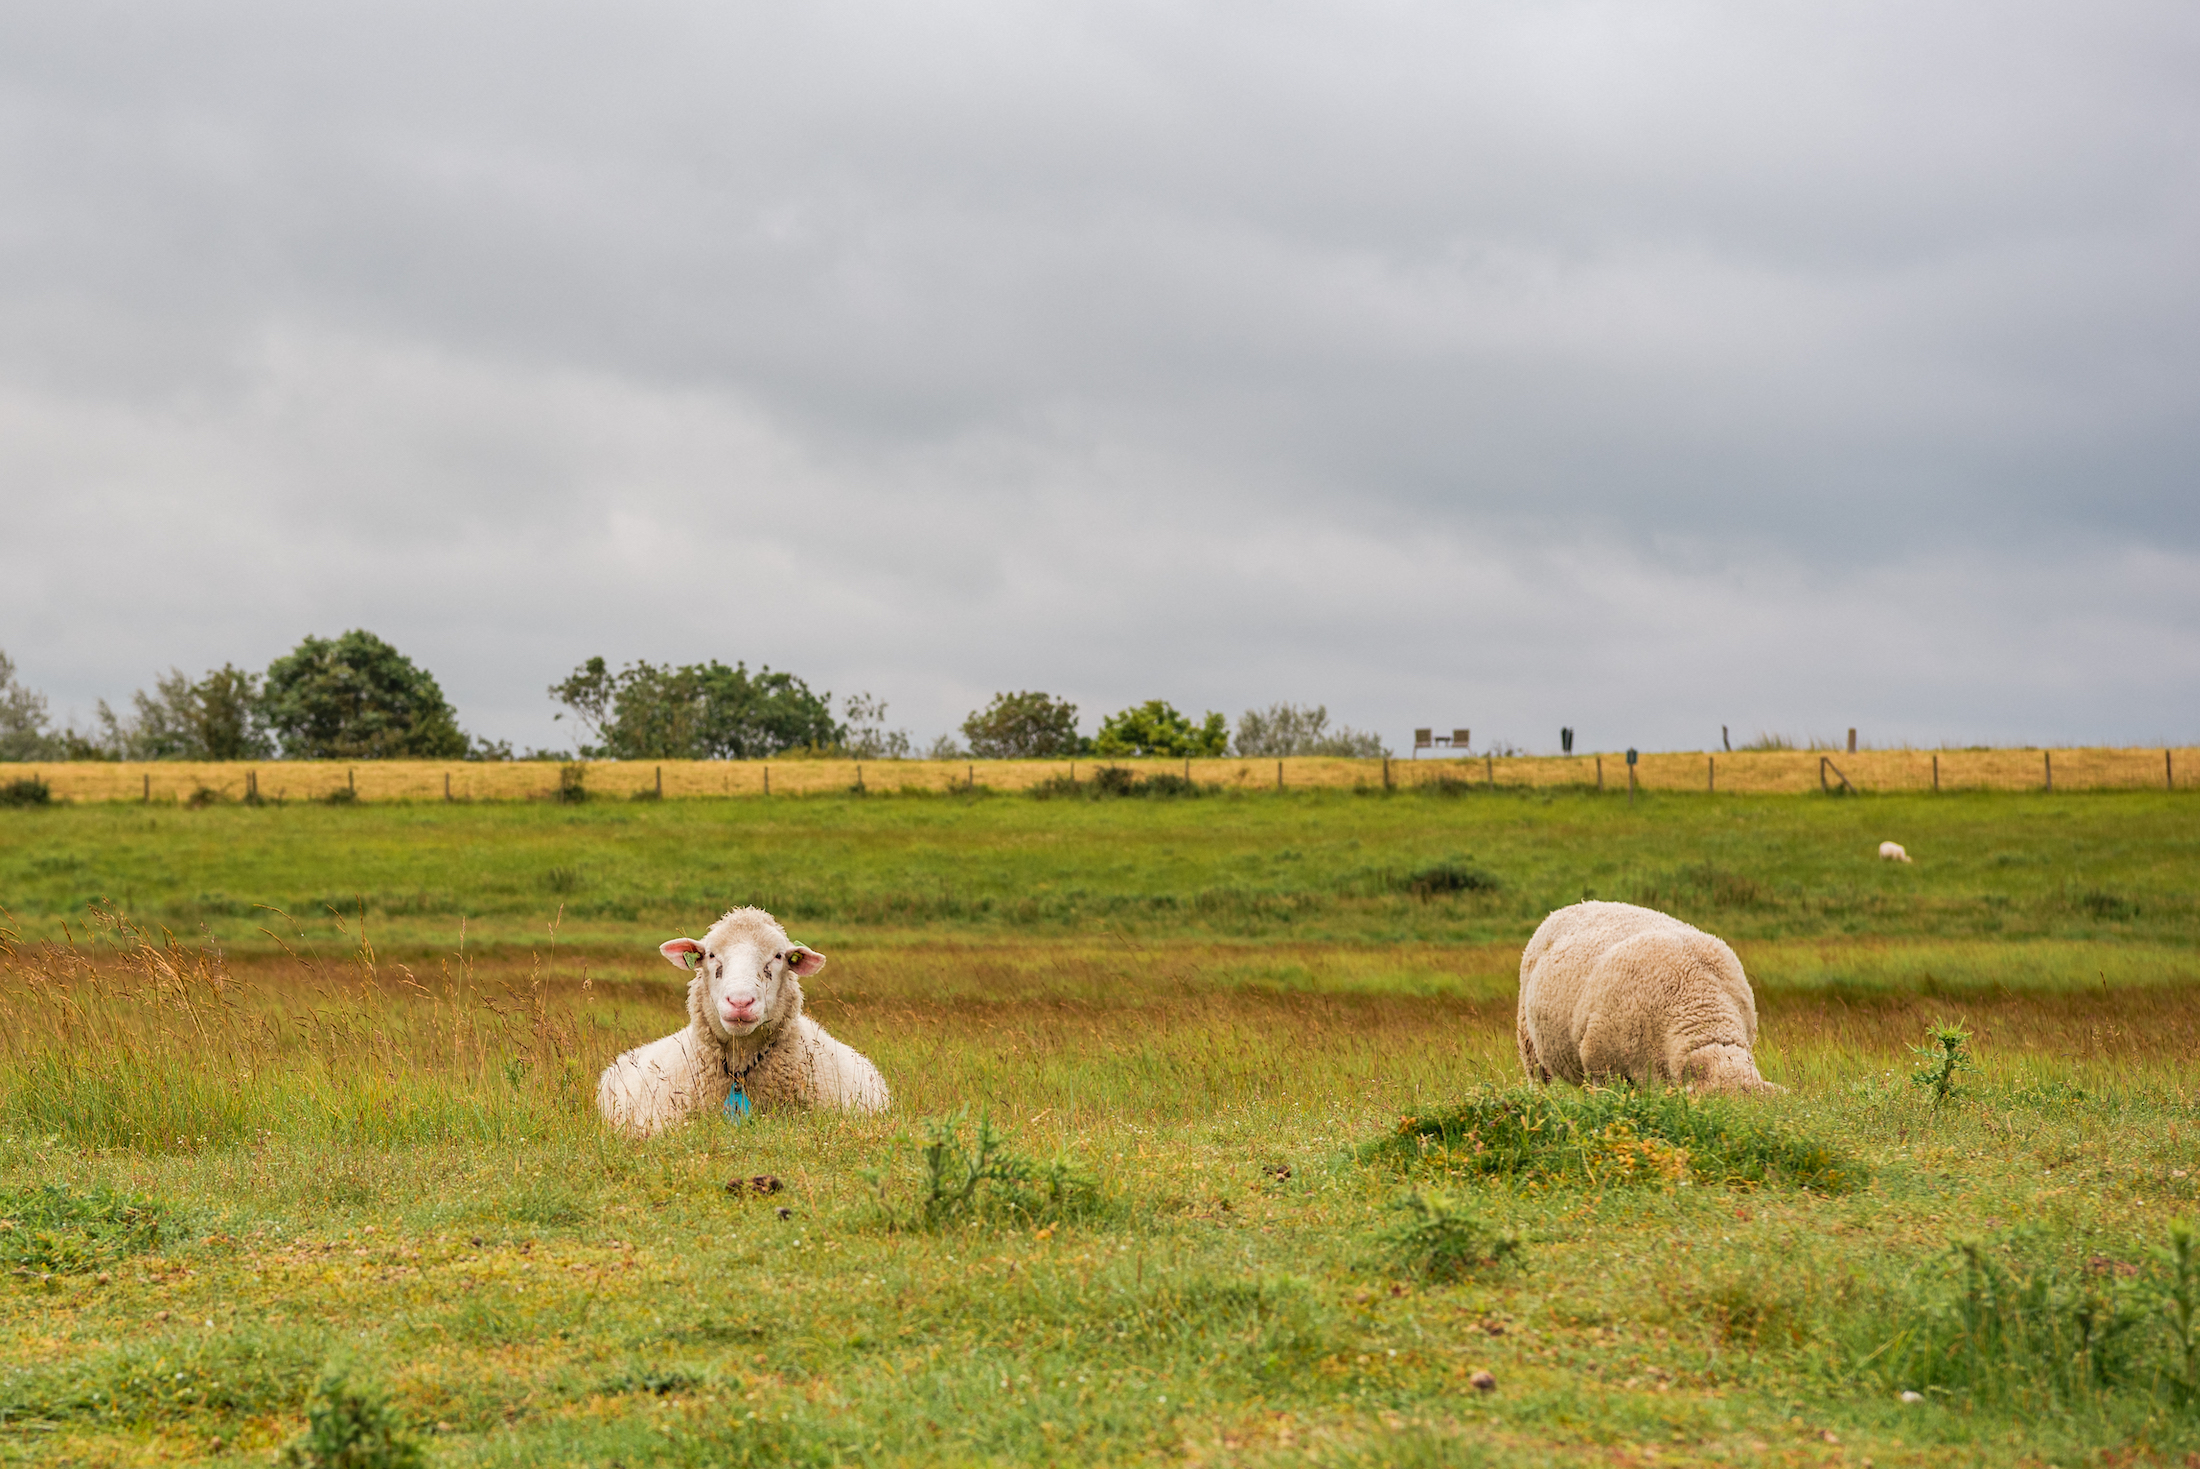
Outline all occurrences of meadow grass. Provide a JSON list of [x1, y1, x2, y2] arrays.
[[1, 785, 2194, 952], [0, 794, 2195, 1465]]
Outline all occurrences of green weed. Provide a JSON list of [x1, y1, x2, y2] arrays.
[[1910, 1022, 1975, 1105], [281, 1370, 425, 1469], [1378, 1186, 1519, 1282], [867, 1108, 1098, 1230]]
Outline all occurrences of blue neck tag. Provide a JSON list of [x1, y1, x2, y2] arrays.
[[724, 1087, 752, 1123]]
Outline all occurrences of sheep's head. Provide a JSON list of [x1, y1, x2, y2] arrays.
[[659, 911, 825, 1040]]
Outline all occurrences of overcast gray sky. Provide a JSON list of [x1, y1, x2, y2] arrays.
[[3, 1, 2195, 754]]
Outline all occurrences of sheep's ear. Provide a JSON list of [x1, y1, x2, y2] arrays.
[[787, 945, 826, 977], [660, 938, 704, 971]]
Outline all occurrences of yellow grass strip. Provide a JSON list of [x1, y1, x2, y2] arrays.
[[3, 746, 2194, 803]]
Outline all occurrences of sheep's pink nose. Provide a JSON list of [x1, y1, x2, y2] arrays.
[[725, 999, 758, 1019]]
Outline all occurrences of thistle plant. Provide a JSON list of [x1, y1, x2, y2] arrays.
[[1911, 1022, 1975, 1106]]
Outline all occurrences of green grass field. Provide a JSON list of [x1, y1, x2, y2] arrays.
[[0, 786, 2196, 1466]]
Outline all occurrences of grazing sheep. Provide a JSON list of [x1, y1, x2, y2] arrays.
[[1879, 841, 1912, 862], [597, 906, 889, 1137], [1516, 901, 1780, 1095]]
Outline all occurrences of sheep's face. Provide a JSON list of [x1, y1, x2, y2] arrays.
[[660, 932, 825, 1039]]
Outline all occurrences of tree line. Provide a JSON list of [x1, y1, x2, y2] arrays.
[[0, 638, 1389, 762]]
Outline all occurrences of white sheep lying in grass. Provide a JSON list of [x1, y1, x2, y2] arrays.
[[1516, 901, 1780, 1095], [597, 906, 889, 1137], [1879, 841, 1912, 862]]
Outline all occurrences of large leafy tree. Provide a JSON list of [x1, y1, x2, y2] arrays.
[[260, 632, 470, 759], [550, 657, 842, 759], [90, 665, 274, 760], [961, 691, 1082, 758], [1092, 699, 1228, 758]]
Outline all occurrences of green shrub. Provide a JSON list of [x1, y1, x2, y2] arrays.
[[1398, 859, 1500, 897], [1029, 766, 1206, 801], [1378, 1187, 1519, 1282], [555, 763, 588, 804], [1092, 700, 1227, 758], [1363, 1086, 1865, 1194], [0, 777, 49, 808]]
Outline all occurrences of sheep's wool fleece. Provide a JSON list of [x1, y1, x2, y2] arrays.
[[596, 909, 889, 1137], [1516, 901, 1779, 1094]]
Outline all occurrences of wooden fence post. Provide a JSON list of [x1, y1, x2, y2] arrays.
[[656, 765, 663, 798], [444, 771, 452, 801], [2169, 749, 2175, 791], [1276, 761, 1283, 792], [1596, 756, 1603, 792], [1708, 755, 1714, 793], [763, 766, 770, 797], [1847, 728, 1857, 754], [143, 773, 150, 802], [1382, 756, 1391, 791], [1820, 756, 1828, 794], [2044, 750, 2052, 793], [348, 767, 356, 794], [1932, 755, 1939, 793], [1486, 753, 1494, 788]]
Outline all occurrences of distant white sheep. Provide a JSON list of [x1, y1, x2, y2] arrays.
[[1516, 901, 1780, 1095], [1879, 841, 1912, 862], [597, 906, 889, 1137]]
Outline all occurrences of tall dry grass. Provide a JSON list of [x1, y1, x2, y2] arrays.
[[0, 908, 627, 1151], [4, 745, 2195, 804]]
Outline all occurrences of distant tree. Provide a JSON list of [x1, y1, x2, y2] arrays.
[[0, 650, 61, 761], [1234, 702, 1388, 758], [844, 693, 912, 760], [961, 691, 1082, 758], [1092, 700, 1228, 758], [260, 632, 470, 760], [549, 657, 842, 759], [88, 665, 275, 760]]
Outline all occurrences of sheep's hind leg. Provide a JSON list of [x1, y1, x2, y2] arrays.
[[1517, 1012, 1551, 1085]]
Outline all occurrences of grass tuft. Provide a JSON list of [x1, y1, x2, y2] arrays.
[[0, 1184, 166, 1276], [281, 1370, 425, 1469], [1366, 1086, 1866, 1194], [1398, 858, 1501, 898]]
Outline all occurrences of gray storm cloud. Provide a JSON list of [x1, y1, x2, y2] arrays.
[[2, 1, 2195, 751]]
